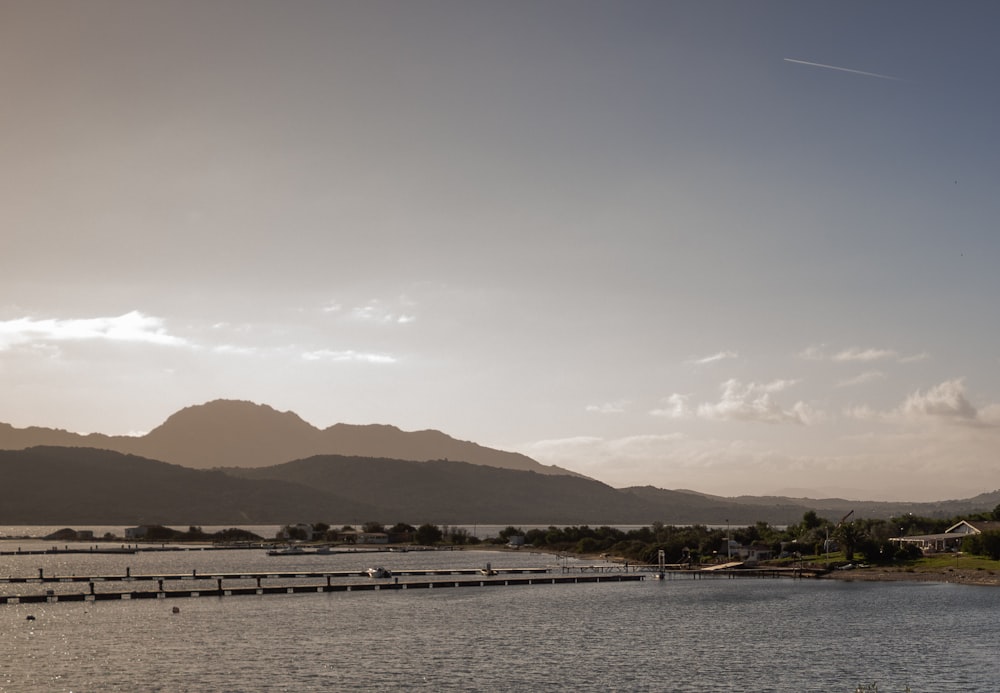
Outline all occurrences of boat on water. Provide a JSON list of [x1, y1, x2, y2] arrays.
[[366, 567, 393, 579], [267, 546, 306, 556]]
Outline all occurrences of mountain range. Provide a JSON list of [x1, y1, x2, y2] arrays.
[[1, 399, 998, 526], [0, 399, 575, 475]]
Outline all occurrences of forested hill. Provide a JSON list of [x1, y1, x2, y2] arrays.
[[3, 446, 819, 525], [2, 446, 996, 526], [0, 447, 380, 525]]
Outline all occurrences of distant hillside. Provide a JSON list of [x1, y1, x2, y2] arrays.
[[0, 399, 576, 476], [0, 446, 811, 525], [624, 487, 1000, 522], [0, 447, 381, 525], [2, 446, 997, 526], [227, 455, 668, 524]]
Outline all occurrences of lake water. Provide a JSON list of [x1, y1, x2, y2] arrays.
[[2, 542, 999, 692]]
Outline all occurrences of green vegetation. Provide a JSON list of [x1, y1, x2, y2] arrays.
[[479, 510, 1000, 568]]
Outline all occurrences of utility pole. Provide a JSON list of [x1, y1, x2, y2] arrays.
[[726, 519, 731, 560]]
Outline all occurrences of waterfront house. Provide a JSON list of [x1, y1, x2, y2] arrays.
[[891, 519, 1000, 553]]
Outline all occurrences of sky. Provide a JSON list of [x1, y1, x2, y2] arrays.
[[3, 1, 1000, 502]]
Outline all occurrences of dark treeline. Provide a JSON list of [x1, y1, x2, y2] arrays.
[[481, 505, 1000, 565]]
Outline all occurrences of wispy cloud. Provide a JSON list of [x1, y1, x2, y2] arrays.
[[834, 347, 898, 362], [301, 349, 397, 364], [650, 393, 690, 418], [586, 400, 629, 414], [0, 311, 188, 350], [797, 344, 827, 361], [687, 350, 738, 365], [323, 298, 415, 325], [836, 371, 886, 388], [802, 345, 928, 364], [784, 57, 900, 81]]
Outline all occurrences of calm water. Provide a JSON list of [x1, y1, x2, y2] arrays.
[[2, 543, 999, 692]]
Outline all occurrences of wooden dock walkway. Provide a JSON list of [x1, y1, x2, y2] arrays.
[[0, 566, 550, 584], [1, 572, 643, 604]]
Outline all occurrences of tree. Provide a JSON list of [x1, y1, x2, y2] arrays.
[[834, 522, 864, 562], [415, 523, 443, 545], [362, 521, 385, 534], [973, 531, 1000, 560]]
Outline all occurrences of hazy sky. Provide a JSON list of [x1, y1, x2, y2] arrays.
[[3, 1, 999, 502]]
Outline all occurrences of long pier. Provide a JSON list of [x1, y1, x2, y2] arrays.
[[1, 571, 642, 604], [0, 566, 549, 584]]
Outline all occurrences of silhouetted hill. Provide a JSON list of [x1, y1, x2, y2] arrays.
[[0, 447, 380, 524], [0, 446, 813, 525], [228, 455, 667, 524], [0, 399, 576, 476]]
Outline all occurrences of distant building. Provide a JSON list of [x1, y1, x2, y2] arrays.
[[278, 523, 315, 541], [125, 526, 149, 540], [358, 532, 388, 545]]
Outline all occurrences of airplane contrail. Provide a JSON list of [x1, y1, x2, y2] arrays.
[[783, 57, 900, 81]]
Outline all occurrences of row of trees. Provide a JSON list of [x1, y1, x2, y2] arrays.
[[277, 521, 480, 546], [494, 508, 1000, 565], [279, 505, 1000, 564]]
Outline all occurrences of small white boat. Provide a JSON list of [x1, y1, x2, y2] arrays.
[[267, 546, 306, 556], [366, 567, 392, 579]]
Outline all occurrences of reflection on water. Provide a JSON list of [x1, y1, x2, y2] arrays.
[[2, 546, 1000, 692]]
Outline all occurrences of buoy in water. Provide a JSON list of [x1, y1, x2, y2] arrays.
[[26, 615, 36, 621], [171, 606, 180, 614]]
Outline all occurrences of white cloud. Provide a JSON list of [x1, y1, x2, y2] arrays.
[[0, 311, 188, 350], [901, 379, 978, 422], [696, 379, 813, 424], [836, 371, 885, 388], [687, 350, 738, 365], [301, 349, 397, 364], [845, 379, 990, 427], [804, 346, 928, 364], [650, 393, 690, 418], [586, 400, 629, 414], [833, 347, 898, 362], [797, 344, 827, 361], [349, 299, 415, 325]]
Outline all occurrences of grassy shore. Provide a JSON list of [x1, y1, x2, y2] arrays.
[[821, 554, 1000, 586]]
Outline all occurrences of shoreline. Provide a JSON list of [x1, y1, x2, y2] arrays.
[[820, 565, 1000, 586]]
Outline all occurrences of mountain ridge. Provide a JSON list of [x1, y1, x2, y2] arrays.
[[0, 399, 578, 477]]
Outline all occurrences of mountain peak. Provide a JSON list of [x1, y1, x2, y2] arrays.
[[154, 399, 314, 431]]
